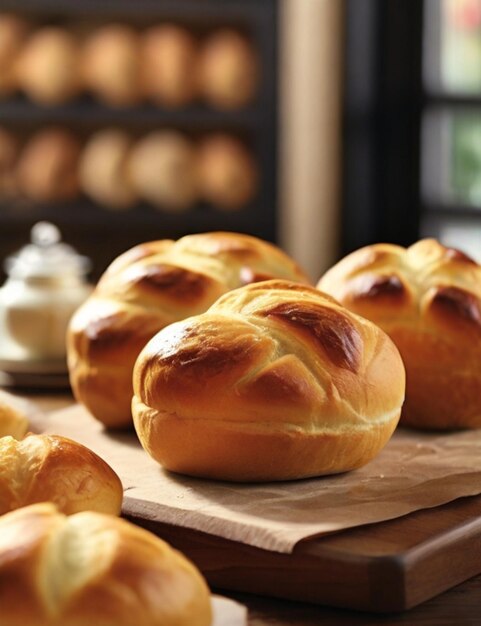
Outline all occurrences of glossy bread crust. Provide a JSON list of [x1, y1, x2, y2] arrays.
[[0, 503, 212, 626], [318, 239, 481, 430], [0, 434, 123, 516], [132, 280, 405, 481], [67, 232, 309, 428]]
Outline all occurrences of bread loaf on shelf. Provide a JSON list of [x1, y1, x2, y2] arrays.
[[79, 128, 137, 210], [0, 13, 30, 97], [128, 130, 198, 211], [81, 24, 142, 107], [199, 29, 258, 110], [318, 238, 481, 430], [0, 502, 212, 626], [0, 390, 29, 439], [16, 27, 80, 105], [0, 433, 123, 515], [197, 133, 258, 210], [132, 280, 405, 481], [67, 232, 309, 429], [0, 126, 19, 197], [141, 24, 198, 107], [16, 127, 81, 203]]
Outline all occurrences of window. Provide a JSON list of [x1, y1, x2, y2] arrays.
[[343, 0, 481, 261], [421, 0, 481, 260]]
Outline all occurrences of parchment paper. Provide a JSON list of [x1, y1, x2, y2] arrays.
[[30, 404, 481, 554]]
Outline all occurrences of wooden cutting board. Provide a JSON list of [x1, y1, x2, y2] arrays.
[[27, 400, 481, 613], [124, 495, 481, 613]]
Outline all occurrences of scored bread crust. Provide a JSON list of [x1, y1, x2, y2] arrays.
[[0, 434, 123, 516], [318, 238, 481, 430], [132, 280, 405, 481], [0, 503, 212, 626], [67, 232, 309, 428]]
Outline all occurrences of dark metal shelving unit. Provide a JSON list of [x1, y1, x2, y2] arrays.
[[0, 97, 264, 130], [342, 0, 424, 255], [0, 0, 278, 281]]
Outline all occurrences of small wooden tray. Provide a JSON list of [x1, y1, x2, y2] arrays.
[[123, 494, 481, 612]]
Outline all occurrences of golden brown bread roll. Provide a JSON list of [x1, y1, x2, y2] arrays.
[[67, 232, 310, 429], [129, 130, 198, 211], [132, 280, 405, 481], [16, 27, 80, 105], [16, 128, 81, 203], [82, 24, 141, 107], [198, 134, 258, 209], [141, 24, 198, 107], [0, 389, 29, 439], [0, 433, 123, 515], [0, 502, 212, 626], [79, 128, 137, 210], [0, 13, 30, 97], [198, 29, 258, 110], [317, 239, 481, 430]]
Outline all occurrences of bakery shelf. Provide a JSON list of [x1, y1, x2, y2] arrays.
[[0, 198, 270, 231], [0, 97, 264, 131], [0, 199, 275, 281], [4, 0, 266, 22], [0, 0, 278, 281]]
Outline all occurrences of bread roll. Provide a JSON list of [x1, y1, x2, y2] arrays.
[[0, 433, 123, 515], [129, 130, 198, 211], [198, 134, 258, 209], [142, 24, 198, 107], [318, 239, 481, 430], [0, 502, 212, 626], [199, 29, 258, 109], [16, 128, 81, 203], [0, 13, 30, 97], [0, 126, 18, 197], [80, 128, 136, 210], [0, 389, 29, 439], [67, 232, 310, 428], [82, 24, 141, 107], [16, 27, 80, 105], [132, 280, 405, 481]]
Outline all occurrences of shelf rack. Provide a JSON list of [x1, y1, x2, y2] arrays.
[[0, 0, 278, 280]]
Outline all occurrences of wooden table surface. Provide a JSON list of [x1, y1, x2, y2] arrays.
[[14, 388, 481, 625]]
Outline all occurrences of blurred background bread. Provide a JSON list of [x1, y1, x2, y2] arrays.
[[0, 433, 123, 515], [82, 24, 141, 107], [16, 26, 80, 105], [129, 130, 198, 211], [2, 125, 259, 212], [0, 13, 30, 98], [198, 29, 258, 110], [141, 24, 198, 107], [79, 128, 137, 210], [318, 239, 481, 430], [132, 280, 405, 481], [0, 127, 19, 197], [16, 127, 81, 203], [198, 133, 258, 210], [0, 389, 29, 439], [67, 232, 310, 428], [0, 503, 212, 626]]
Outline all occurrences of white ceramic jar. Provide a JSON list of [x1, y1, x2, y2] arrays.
[[0, 222, 93, 362]]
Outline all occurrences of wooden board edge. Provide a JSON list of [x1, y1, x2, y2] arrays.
[[123, 496, 481, 613]]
